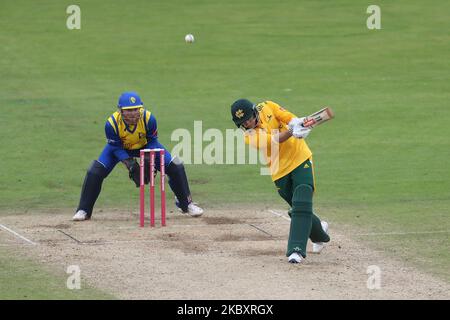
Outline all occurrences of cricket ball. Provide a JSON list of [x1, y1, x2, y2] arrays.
[[185, 34, 195, 43]]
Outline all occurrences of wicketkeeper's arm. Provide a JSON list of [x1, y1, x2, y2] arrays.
[[122, 158, 140, 187]]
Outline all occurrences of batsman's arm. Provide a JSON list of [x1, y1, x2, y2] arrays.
[[244, 127, 291, 155], [268, 101, 297, 124], [272, 129, 293, 143], [266, 101, 305, 142]]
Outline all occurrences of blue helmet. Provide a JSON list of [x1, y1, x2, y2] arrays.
[[117, 92, 143, 109]]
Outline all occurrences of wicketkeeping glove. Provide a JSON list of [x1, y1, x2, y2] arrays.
[[123, 158, 141, 187], [143, 154, 157, 183]]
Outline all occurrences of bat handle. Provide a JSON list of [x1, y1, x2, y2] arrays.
[[302, 118, 315, 128]]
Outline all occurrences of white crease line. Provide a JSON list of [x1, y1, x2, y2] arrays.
[[0, 223, 37, 245], [268, 210, 449, 237], [267, 209, 291, 222], [355, 230, 450, 236], [98, 237, 283, 244]]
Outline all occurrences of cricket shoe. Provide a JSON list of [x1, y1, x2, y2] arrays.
[[312, 221, 329, 254], [72, 210, 89, 221], [175, 197, 204, 217], [288, 252, 303, 264]]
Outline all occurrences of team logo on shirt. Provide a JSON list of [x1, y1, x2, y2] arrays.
[[267, 114, 272, 122]]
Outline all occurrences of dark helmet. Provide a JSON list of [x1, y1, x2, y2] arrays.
[[231, 98, 259, 129]]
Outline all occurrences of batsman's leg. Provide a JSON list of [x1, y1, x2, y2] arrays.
[[288, 159, 330, 247], [309, 213, 330, 243], [286, 184, 313, 258], [275, 175, 293, 207]]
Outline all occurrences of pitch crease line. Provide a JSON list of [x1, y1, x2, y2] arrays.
[[267, 209, 291, 222], [356, 230, 450, 236], [0, 223, 37, 245]]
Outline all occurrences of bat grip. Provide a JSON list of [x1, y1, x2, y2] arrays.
[[302, 118, 316, 127]]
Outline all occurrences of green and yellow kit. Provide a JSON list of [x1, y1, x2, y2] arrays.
[[243, 100, 329, 258], [243, 100, 312, 181]]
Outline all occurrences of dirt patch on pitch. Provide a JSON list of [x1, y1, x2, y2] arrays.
[[203, 216, 241, 225], [1, 207, 449, 299]]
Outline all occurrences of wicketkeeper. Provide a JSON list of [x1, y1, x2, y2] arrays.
[[73, 92, 203, 221], [230, 99, 330, 263]]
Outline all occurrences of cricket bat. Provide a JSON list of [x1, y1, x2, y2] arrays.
[[302, 107, 334, 128]]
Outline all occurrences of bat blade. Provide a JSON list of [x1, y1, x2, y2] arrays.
[[302, 107, 334, 128]]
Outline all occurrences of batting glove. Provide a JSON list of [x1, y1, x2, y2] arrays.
[[292, 125, 311, 139], [288, 117, 306, 131]]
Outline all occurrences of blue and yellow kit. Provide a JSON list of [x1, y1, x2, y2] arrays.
[[97, 108, 171, 172]]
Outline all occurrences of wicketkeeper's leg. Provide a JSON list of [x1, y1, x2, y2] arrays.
[[76, 160, 109, 218], [166, 157, 192, 212]]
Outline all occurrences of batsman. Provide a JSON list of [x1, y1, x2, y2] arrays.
[[230, 99, 330, 263], [73, 92, 203, 221]]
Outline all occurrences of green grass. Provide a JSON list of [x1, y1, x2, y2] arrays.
[[319, 201, 450, 282], [0, 247, 114, 299], [0, 0, 449, 294]]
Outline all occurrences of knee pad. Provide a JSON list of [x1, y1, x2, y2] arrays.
[[87, 160, 108, 179], [292, 184, 313, 216], [166, 160, 191, 211], [166, 160, 186, 177], [171, 156, 183, 166], [77, 160, 108, 216]]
